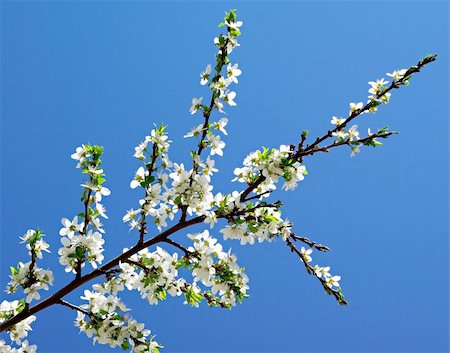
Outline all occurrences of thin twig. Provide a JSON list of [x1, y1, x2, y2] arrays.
[[291, 233, 331, 252], [285, 237, 347, 305], [163, 239, 193, 257], [58, 299, 92, 317]]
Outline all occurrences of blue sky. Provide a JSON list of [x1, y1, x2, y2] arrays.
[[1, 1, 448, 352]]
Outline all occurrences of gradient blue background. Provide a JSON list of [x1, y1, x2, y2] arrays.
[[1, 1, 448, 352]]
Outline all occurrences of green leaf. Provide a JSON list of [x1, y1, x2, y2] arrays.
[[75, 245, 85, 258], [230, 28, 240, 37], [377, 126, 389, 134], [233, 218, 245, 225], [121, 341, 130, 350], [16, 299, 26, 313], [156, 288, 167, 300], [149, 176, 155, 183], [248, 224, 258, 233]]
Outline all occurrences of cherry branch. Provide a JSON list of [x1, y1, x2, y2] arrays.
[[285, 236, 347, 305], [163, 239, 193, 257], [300, 54, 437, 157], [138, 143, 159, 245], [180, 33, 231, 223], [0, 194, 276, 333], [58, 299, 92, 318], [240, 54, 436, 202], [290, 233, 331, 252], [301, 131, 398, 157]]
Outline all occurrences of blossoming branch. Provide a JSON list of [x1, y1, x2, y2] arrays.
[[0, 10, 436, 353]]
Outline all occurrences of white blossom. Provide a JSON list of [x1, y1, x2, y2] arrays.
[[300, 247, 313, 263], [209, 135, 225, 156], [330, 116, 346, 126], [130, 167, 148, 189], [190, 97, 203, 115], [223, 91, 236, 106], [213, 117, 228, 135], [387, 69, 407, 81], [184, 124, 204, 138], [325, 275, 341, 289], [226, 63, 241, 84], [7, 262, 54, 304], [59, 217, 83, 238], [349, 102, 364, 114], [200, 64, 212, 85]]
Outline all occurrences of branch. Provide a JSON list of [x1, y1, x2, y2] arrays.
[[180, 34, 231, 223], [0, 54, 436, 335], [137, 143, 159, 245], [163, 238, 193, 257], [300, 54, 437, 156], [239, 54, 436, 201], [124, 260, 150, 275], [290, 233, 331, 252], [301, 131, 398, 157], [0, 215, 205, 333], [285, 236, 347, 305], [58, 299, 92, 318]]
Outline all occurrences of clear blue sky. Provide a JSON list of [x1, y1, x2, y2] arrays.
[[1, 1, 448, 352]]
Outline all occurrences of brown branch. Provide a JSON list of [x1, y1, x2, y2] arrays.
[[124, 260, 150, 275], [58, 299, 92, 318], [300, 131, 397, 157], [0, 216, 205, 333], [285, 236, 347, 305], [242, 190, 272, 201], [290, 233, 331, 252], [76, 175, 94, 279], [23, 244, 38, 311], [239, 55, 436, 202], [163, 239, 193, 257], [180, 34, 231, 223], [137, 142, 159, 245], [239, 176, 265, 202], [0, 54, 435, 334], [300, 54, 437, 156]]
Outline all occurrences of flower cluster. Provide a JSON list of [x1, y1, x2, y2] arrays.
[[301, 248, 341, 290], [124, 11, 244, 237], [76, 290, 161, 353], [183, 230, 249, 308], [0, 300, 36, 347], [188, 10, 241, 162], [60, 145, 109, 273], [133, 125, 170, 161], [329, 64, 412, 157], [0, 339, 36, 353], [7, 230, 53, 304], [127, 125, 180, 232], [331, 111, 361, 156], [191, 10, 242, 117], [7, 262, 54, 304], [327, 64, 409, 157], [20, 230, 50, 259], [58, 230, 105, 272], [233, 145, 307, 193], [220, 201, 292, 245], [118, 247, 185, 305], [126, 128, 226, 232]]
